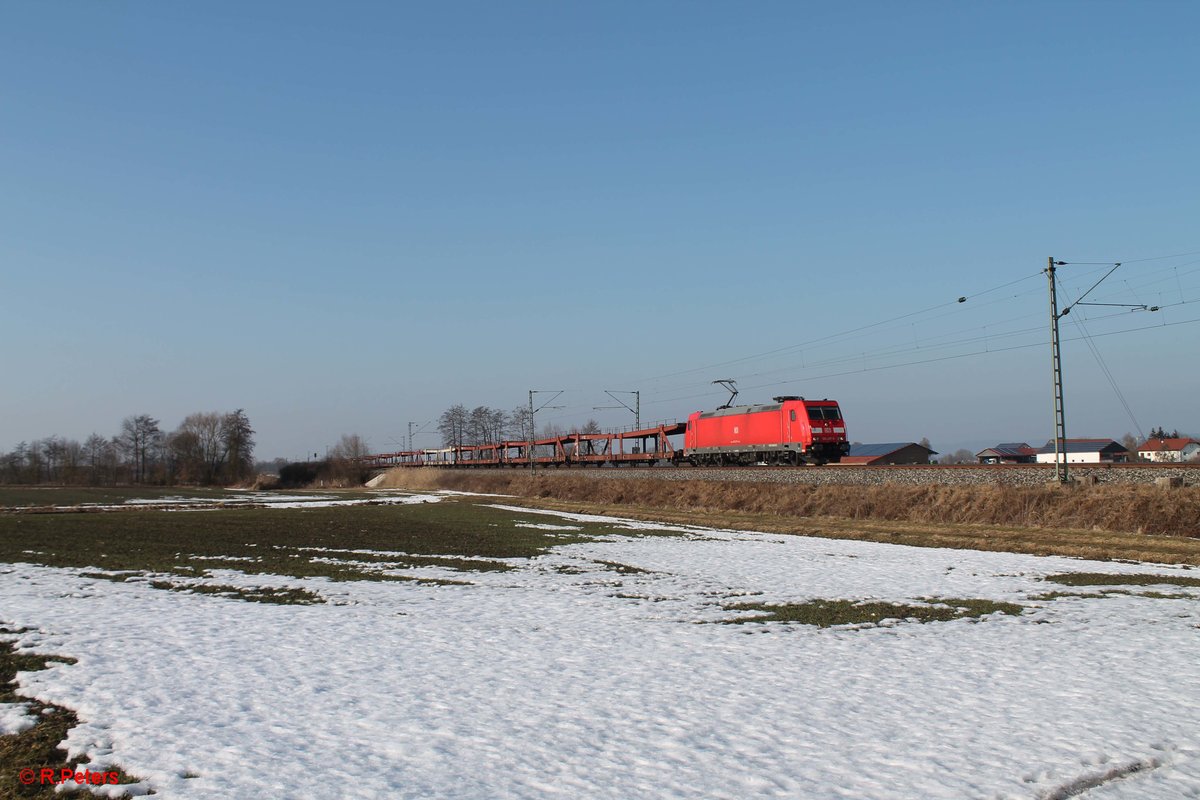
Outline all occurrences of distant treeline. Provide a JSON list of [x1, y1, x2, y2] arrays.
[[1, 410, 254, 486]]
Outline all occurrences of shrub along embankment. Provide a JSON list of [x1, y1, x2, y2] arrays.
[[373, 468, 1200, 564]]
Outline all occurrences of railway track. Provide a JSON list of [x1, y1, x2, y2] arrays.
[[373, 461, 1199, 487]]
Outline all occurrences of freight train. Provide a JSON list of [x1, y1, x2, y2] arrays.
[[362, 394, 849, 468]]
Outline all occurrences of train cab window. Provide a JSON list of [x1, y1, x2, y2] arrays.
[[807, 406, 843, 421]]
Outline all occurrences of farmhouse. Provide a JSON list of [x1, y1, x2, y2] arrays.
[[976, 443, 1038, 464], [1137, 437, 1200, 463], [1035, 439, 1129, 464], [843, 442, 937, 465]]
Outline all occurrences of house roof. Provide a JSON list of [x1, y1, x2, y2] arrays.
[[976, 442, 1036, 457], [1036, 438, 1127, 455], [847, 442, 936, 458], [1138, 437, 1200, 452]]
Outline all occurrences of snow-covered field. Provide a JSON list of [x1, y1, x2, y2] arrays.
[[2, 501, 1199, 799]]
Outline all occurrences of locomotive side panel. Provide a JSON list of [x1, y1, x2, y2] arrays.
[[692, 405, 784, 449]]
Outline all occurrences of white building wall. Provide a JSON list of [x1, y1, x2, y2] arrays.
[[1036, 451, 1102, 464]]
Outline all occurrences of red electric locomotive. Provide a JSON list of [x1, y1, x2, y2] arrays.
[[684, 396, 849, 466]]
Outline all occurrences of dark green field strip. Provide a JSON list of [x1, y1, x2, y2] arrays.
[[0, 486, 238, 510], [722, 598, 1025, 627], [1044, 572, 1200, 588], [0, 501, 601, 582]]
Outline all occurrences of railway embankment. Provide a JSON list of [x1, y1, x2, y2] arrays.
[[373, 467, 1200, 562], [582, 463, 1200, 488]]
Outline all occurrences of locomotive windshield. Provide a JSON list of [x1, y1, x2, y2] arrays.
[[806, 405, 842, 421]]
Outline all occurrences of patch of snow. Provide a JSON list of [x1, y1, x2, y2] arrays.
[[0, 701, 36, 735], [1, 508, 1198, 798], [486, 504, 721, 536]]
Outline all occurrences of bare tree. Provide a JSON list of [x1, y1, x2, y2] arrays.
[[118, 414, 162, 483], [467, 406, 490, 446], [490, 408, 507, 442], [2, 442, 29, 483], [25, 439, 43, 483], [62, 438, 82, 484], [940, 448, 976, 465], [330, 433, 371, 461], [83, 433, 113, 485], [220, 409, 255, 482], [1119, 432, 1143, 462], [508, 405, 532, 443], [324, 433, 372, 485], [41, 436, 65, 483], [438, 405, 468, 449], [458, 406, 509, 446], [172, 412, 224, 483]]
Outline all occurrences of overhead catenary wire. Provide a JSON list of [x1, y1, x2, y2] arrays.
[[1058, 276, 1146, 440], [630, 314, 1200, 410], [1119, 249, 1200, 264], [635, 259, 1197, 402], [633, 271, 1047, 387], [634, 254, 1198, 397], [559, 254, 1200, 423], [638, 282, 1054, 399], [640, 288, 1196, 409]]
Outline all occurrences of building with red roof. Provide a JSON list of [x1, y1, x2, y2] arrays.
[[1137, 437, 1200, 463]]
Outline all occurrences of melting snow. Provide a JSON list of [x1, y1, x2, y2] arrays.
[[1, 509, 1198, 798], [0, 701, 37, 735]]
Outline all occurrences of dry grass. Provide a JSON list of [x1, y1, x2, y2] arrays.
[[722, 598, 1026, 627], [373, 469, 1200, 564]]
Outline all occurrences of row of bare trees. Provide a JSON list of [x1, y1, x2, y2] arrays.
[[436, 404, 601, 449], [437, 405, 528, 450], [1, 410, 255, 486]]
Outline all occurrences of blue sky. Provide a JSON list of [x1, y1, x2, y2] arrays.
[[2, 1, 1198, 460]]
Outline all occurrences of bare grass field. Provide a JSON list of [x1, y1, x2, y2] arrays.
[[2, 487, 1200, 798], [0, 496, 600, 589], [371, 469, 1200, 564]]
